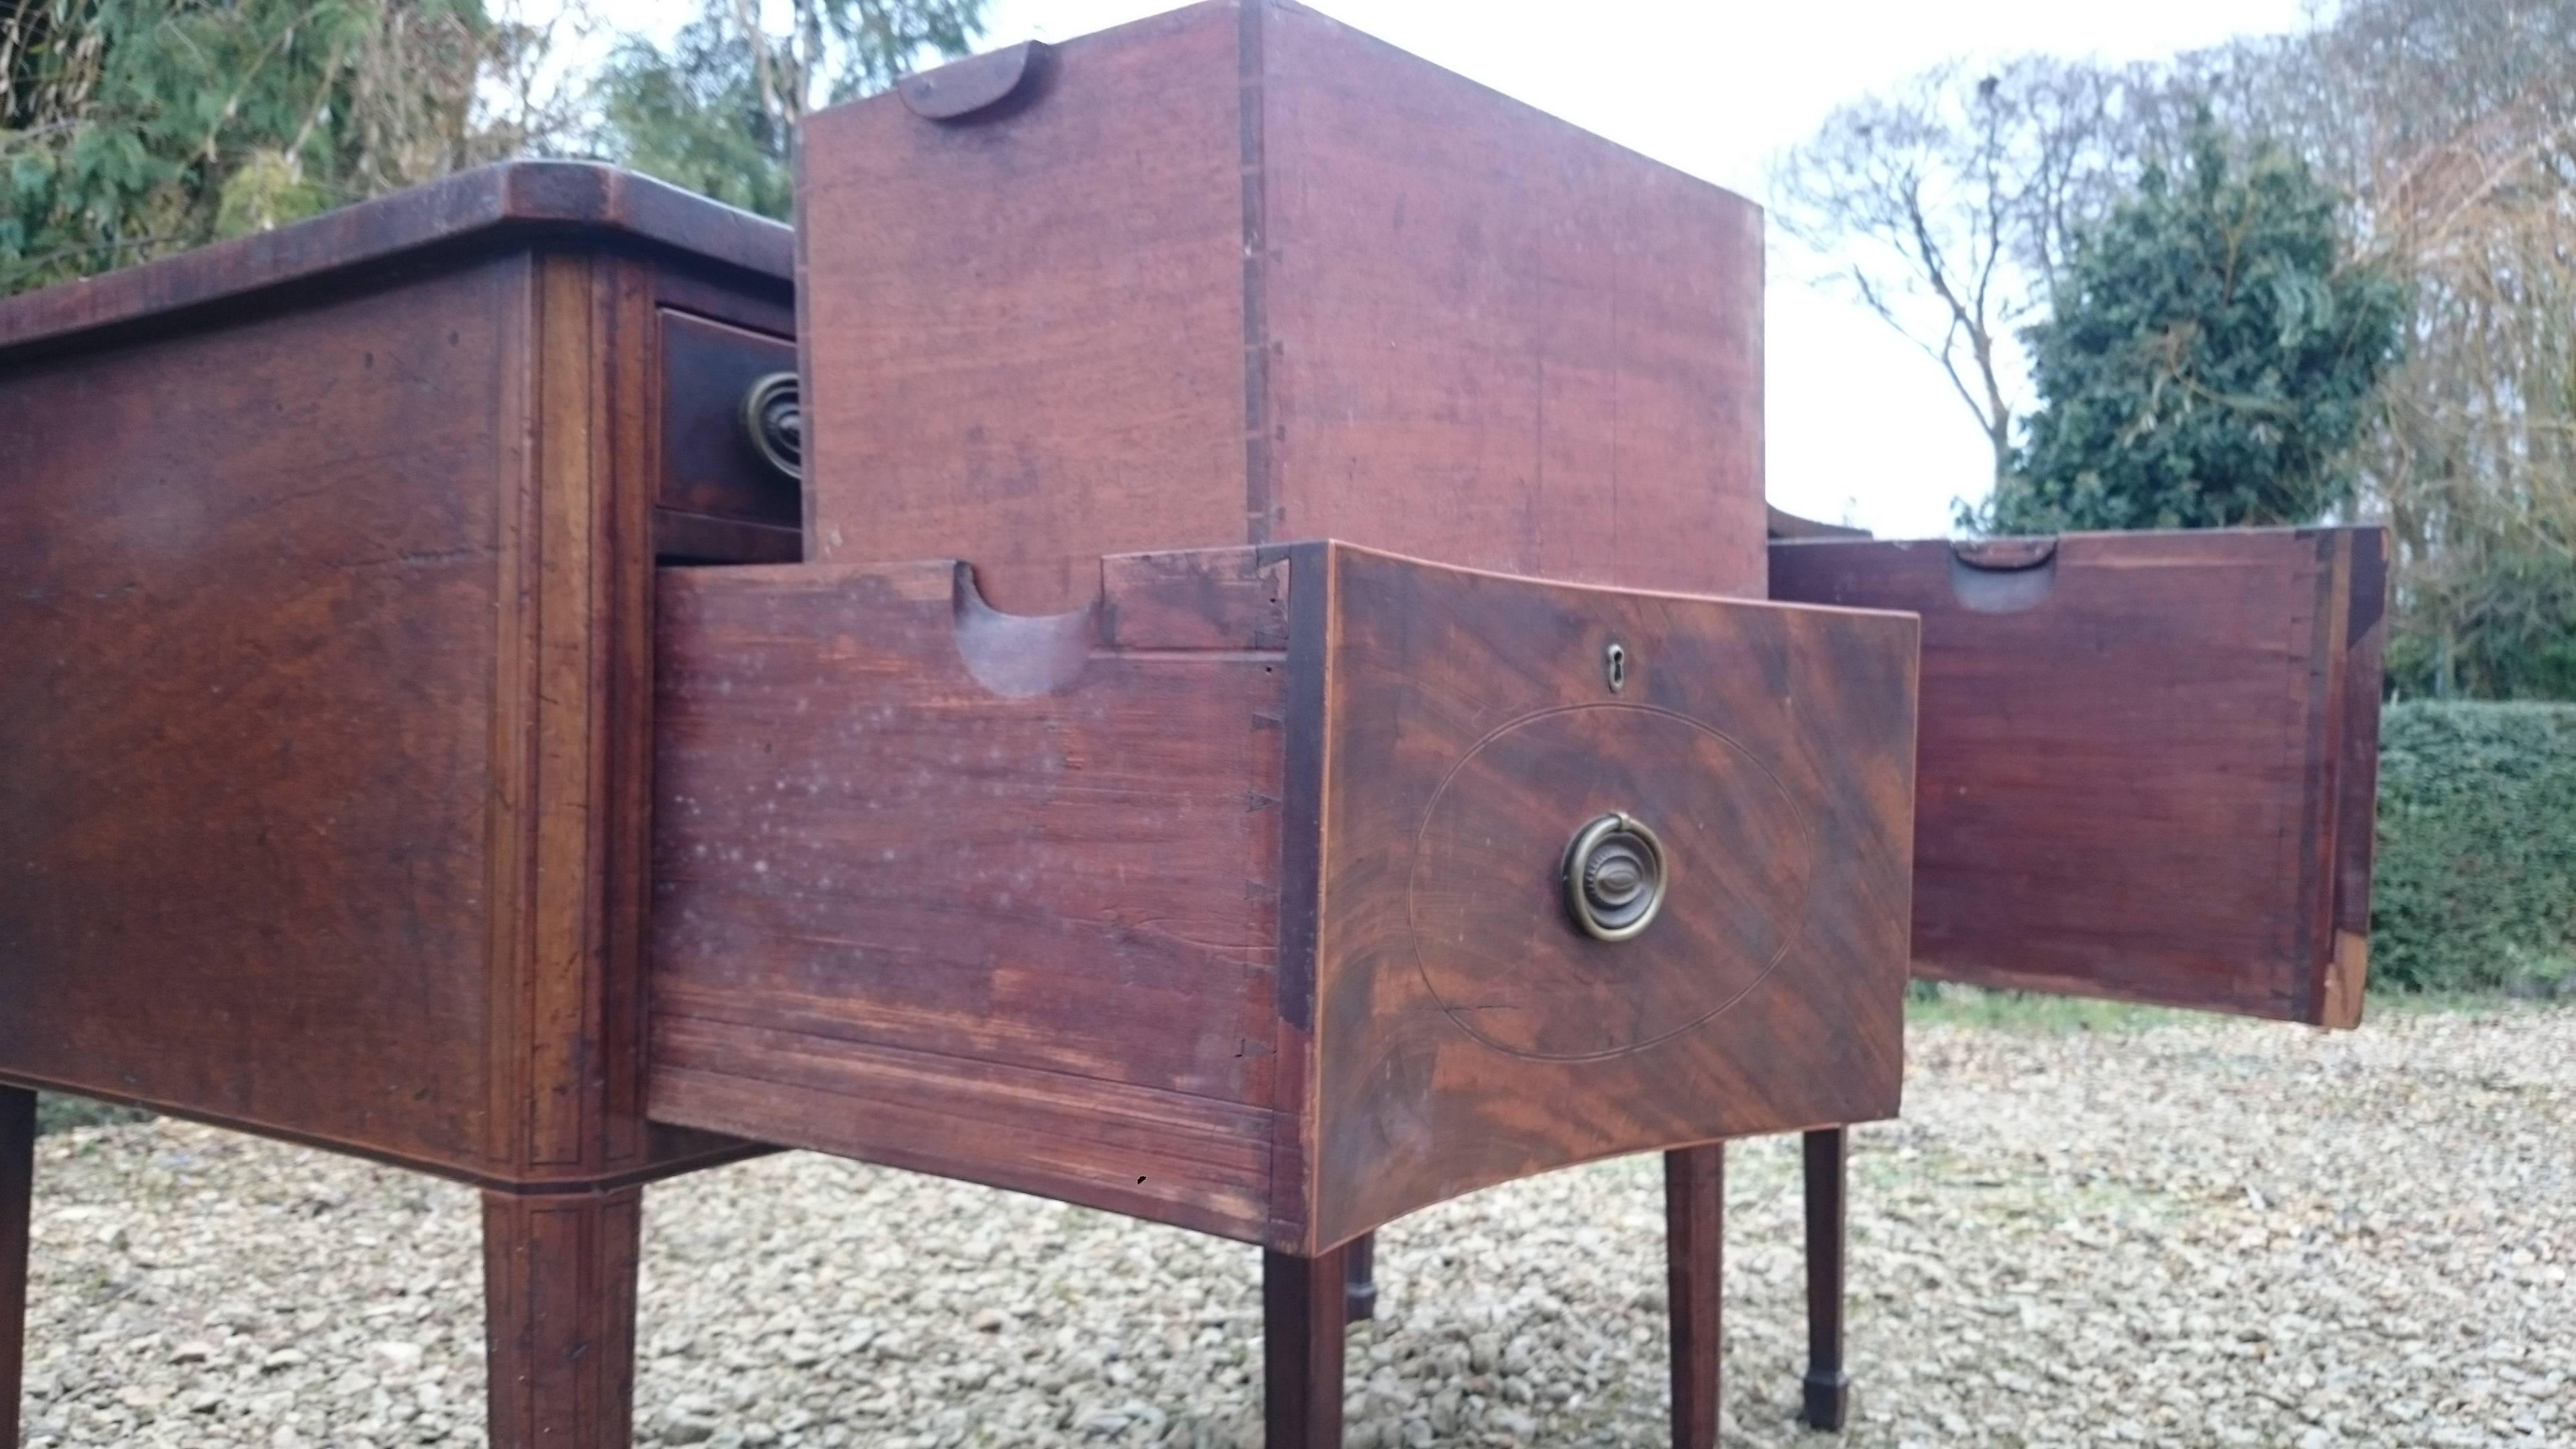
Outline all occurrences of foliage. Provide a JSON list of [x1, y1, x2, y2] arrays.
[[35, 1093, 150, 1135], [1774, 2, 2576, 696], [2383, 517, 2576, 700], [0, 0, 572, 296], [2370, 701, 2576, 995], [2, 0, 981, 299], [2162, 0, 2576, 700], [590, 0, 981, 220], [596, 17, 796, 219], [2327, 1, 2576, 701], [1772, 3, 2576, 700], [1902, 981, 2194, 1035], [1978, 121, 2408, 533]]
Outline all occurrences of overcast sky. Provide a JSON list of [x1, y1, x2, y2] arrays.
[[955, 0, 2317, 537]]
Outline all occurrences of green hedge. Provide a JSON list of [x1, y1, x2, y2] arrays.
[[2372, 701, 2576, 995]]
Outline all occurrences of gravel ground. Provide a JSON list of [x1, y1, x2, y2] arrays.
[[16, 1004, 2571, 1448]]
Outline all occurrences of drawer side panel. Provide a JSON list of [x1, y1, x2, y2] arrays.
[[1766, 527, 2386, 1025], [648, 551, 1290, 1239]]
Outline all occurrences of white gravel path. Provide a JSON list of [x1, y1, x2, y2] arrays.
[[15, 1005, 2571, 1448]]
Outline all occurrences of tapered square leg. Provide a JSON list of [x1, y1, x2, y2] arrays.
[[1265, 1244, 1350, 1448], [2, 1088, 32, 1449], [1342, 1233, 1377, 1323], [482, 1185, 643, 1449], [1801, 1127, 1851, 1431], [1666, 1144, 1725, 1449]]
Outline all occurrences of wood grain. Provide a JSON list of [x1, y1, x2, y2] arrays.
[[1799, 1126, 1850, 1430], [1308, 547, 1917, 1248], [1263, 1246, 1349, 1449], [1766, 527, 2387, 1025], [0, 162, 790, 360], [795, 2, 1248, 610], [482, 1186, 643, 1449], [0, 260, 517, 1169], [655, 309, 801, 531], [794, 0, 1766, 612], [1665, 1144, 1724, 1449], [0, 178, 786, 1188], [1257, 2, 1764, 596], [649, 542, 1919, 1252], [647, 550, 1292, 1240]]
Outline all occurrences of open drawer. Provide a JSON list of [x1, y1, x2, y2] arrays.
[[646, 542, 1919, 1252], [1768, 526, 2386, 1027]]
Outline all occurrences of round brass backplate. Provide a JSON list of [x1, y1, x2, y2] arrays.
[[1562, 812, 1667, 942]]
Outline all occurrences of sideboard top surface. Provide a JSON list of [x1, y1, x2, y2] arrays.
[[0, 161, 793, 360]]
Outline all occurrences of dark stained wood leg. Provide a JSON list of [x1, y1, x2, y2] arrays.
[[2, 1088, 31, 1449], [1342, 1232, 1377, 1323], [1666, 1144, 1724, 1449], [482, 1185, 643, 1449], [1265, 1244, 1349, 1448], [1801, 1127, 1851, 1431]]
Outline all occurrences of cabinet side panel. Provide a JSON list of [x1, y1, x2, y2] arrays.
[[1260, 6, 1767, 598], [1767, 527, 2382, 1024], [795, 1, 1248, 614], [0, 262, 513, 1168], [647, 553, 1289, 1240]]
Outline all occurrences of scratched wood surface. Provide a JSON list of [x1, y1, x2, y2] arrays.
[[1256, 5, 1764, 595], [649, 549, 1295, 1241], [651, 543, 1915, 1251], [0, 161, 790, 359], [0, 261, 517, 1168], [794, 0, 1766, 613], [0, 166, 792, 1185], [1307, 548, 1917, 1248], [482, 1186, 644, 1449], [1767, 527, 2386, 1026]]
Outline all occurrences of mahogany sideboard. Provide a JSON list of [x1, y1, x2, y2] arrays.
[[0, 160, 806, 1448], [2, 4, 1922, 1446], [0, 4, 2392, 1448]]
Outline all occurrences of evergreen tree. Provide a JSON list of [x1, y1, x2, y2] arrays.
[[1978, 121, 2406, 534], [3, 0, 981, 298], [592, 0, 983, 221], [2, 0, 530, 295]]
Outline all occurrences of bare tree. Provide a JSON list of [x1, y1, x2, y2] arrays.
[[1768, 56, 2130, 492], [2194, 0, 2576, 694]]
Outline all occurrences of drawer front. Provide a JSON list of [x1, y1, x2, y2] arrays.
[[657, 309, 800, 561], [1309, 547, 1921, 1249], [1768, 527, 2385, 1027]]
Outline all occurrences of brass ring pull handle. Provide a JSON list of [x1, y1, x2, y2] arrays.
[[1562, 812, 1669, 943], [741, 372, 804, 481]]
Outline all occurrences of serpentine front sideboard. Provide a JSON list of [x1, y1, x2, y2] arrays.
[[0, 5, 2385, 1448]]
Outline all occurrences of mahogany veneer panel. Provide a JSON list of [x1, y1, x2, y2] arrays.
[[795, 0, 1766, 612], [1766, 527, 2385, 1026], [1308, 549, 1916, 1247], [0, 162, 794, 1187], [649, 543, 1917, 1252]]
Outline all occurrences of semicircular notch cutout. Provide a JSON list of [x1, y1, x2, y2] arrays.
[[1948, 535, 2058, 613]]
